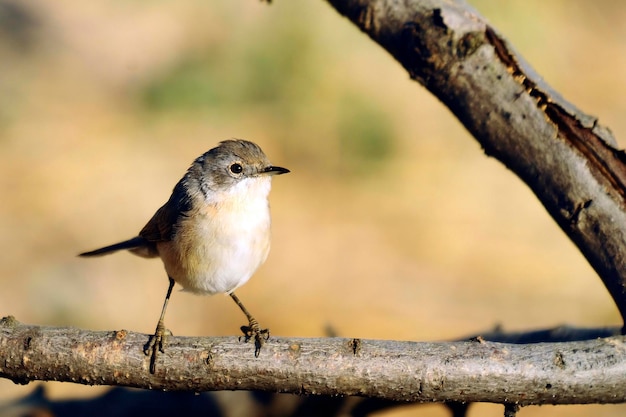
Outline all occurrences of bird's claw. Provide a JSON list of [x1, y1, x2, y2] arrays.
[[144, 321, 172, 373], [239, 323, 270, 357]]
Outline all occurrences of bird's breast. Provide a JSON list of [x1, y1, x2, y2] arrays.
[[157, 186, 272, 295]]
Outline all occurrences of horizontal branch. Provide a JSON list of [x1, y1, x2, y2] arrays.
[[1, 317, 625, 405]]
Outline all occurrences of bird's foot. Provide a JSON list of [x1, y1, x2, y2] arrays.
[[239, 320, 270, 357], [144, 320, 172, 374]]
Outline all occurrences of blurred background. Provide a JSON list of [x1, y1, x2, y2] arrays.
[[0, 0, 625, 416]]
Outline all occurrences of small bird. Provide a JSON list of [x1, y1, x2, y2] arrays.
[[79, 139, 289, 373]]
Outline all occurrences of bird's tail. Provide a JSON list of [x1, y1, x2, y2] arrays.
[[79, 236, 148, 257]]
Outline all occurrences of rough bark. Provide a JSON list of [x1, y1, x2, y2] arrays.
[[325, 0, 626, 324], [1, 317, 625, 405]]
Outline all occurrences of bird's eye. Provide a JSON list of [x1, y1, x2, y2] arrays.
[[229, 163, 243, 174]]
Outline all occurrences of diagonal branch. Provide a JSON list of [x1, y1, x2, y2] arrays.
[[324, 0, 626, 325], [1, 317, 625, 405]]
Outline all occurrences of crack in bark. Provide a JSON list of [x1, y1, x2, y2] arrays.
[[485, 26, 626, 207]]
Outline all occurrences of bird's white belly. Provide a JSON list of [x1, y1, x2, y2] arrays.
[[193, 225, 269, 294], [157, 189, 271, 295]]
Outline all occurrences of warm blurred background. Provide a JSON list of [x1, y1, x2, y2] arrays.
[[0, 0, 625, 416]]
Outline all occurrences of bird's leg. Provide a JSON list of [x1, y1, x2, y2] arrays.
[[229, 292, 269, 356], [144, 277, 175, 374]]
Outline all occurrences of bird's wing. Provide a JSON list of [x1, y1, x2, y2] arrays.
[[139, 180, 192, 243]]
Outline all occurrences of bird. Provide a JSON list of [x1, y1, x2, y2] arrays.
[[79, 139, 289, 373]]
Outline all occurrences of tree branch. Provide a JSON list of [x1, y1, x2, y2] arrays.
[[1, 317, 625, 405], [324, 0, 626, 325]]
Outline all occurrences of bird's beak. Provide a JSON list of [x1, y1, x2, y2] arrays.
[[262, 166, 290, 176]]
